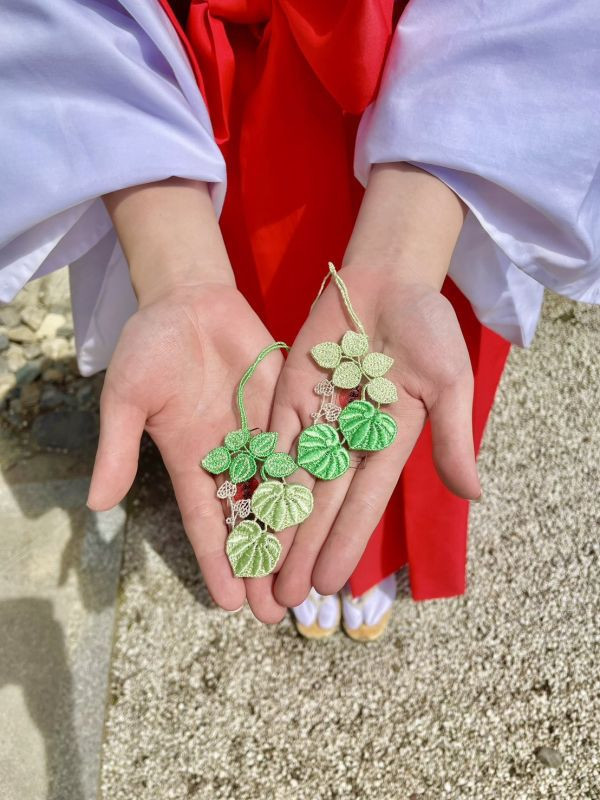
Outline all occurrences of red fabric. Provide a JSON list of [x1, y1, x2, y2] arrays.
[[157, 0, 511, 600]]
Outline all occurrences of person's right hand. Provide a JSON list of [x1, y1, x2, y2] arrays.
[[87, 282, 289, 622]]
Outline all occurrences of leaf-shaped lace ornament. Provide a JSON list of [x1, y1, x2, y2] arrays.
[[200, 341, 314, 578]]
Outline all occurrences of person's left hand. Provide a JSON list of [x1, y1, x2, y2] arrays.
[[268, 264, 481, 607]]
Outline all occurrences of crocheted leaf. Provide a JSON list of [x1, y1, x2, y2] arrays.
[[251, 481, 314, 531], [225, 428, 250, 452], [338, 400, 397, 452], [249, 431, 278, 459], [332, 360, 362, 389], [216, 480, 236, 499], [311, 342, 342, 369], [226, 520, 281, 577], [297, 423, 350, 480], [341, 330, 369, 357], [263, 452, 297, 479], [362, 352, 394, 378], [229, 452, 257, 483], [366, 377, 398, 405], [202, 446, 231, 475]]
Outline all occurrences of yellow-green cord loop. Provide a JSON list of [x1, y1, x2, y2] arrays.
[[237, 342, 289, 432], [312, 263, 367, 337]]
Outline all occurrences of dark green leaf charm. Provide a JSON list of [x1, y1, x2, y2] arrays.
[[201, 446, 231, 475], [226, 520, 281, 577], [338, 400, 397, 452], [229, 452, 257, 483], [297, 423, 350, 480]]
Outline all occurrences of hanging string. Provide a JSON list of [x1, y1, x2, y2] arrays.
[[237, 341, 289, 432], [311, 262, 367, 337]]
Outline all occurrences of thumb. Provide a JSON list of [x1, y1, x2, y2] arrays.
[[428, 372, 481, 500], [87, 383, 147, 510]]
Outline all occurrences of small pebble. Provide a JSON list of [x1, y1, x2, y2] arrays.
[[6, 346, 26, 372], [535, 745, 563, 768], [0, 333, 9, 352], [8, 325, 36, 344], [42, 367, 65, 383], [20, 382, 41, 410], [41, 336, 71, 360], [20, 305, 45, 331], [36, 312, 67, 340], [22, 342, 42, 360], [39, 385, 67, 411], [0, 306, 20, 328], [15, 361, 42, 386]]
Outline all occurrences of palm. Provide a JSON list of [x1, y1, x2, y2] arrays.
[[88, 284, 287, 621], [270, 267, 479, 606]]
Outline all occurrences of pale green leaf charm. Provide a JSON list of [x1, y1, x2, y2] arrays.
[[226, 520, 281, 577], [311, 341, 342, 369], [362, 352, 394, 378], [366, 376, 398, 404], [249, 431, 278, 459], [201, 446, 231, 475], [251, 481, 313, 531], [296, 423, 350, 480], [229, 452, 257, 483], [341, 330, 369, 357], [263, 452, 297, 478], [332, 360, 362, 389], [225, 428, 250, 451], [338, 400, 397, 452]]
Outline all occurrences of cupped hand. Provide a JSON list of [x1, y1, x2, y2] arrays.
[[87, 283, 288, 622], [270, 264, 480, 607]]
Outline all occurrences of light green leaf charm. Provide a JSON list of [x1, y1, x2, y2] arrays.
[[338, 400, 397, 452], [296, 423, 350, 480], [332, 360, 362, 389], [201, 446, 231, 475], [251, 481, 314, 531], [249, 431, 278, 459], [311, 341, 342, 369], [263, 452, 297, 478], [341, 330, 369, 357], [362, 352, 394, 378], [226, 520, 281, 577], [229, 452, 257, 483], [225, 428, 250, 451], [366, 377, 398, 404]]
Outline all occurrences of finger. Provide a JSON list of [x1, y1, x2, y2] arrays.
[[87, 383, 146, 511], [166, 460, 246, 612], [274, 462, 355, 607], [244, 574, 287, 624], [428, 372, 480, 499], [312, 404, 426, 595]]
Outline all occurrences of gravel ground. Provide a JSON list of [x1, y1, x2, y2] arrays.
[[99, 292, 599, 800]]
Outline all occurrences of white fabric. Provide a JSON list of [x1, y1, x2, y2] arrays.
[[0, 0, 225, 375], [292, 589, 340, 630], [341, 575, 397, 630], [356, 0, 600, 345]]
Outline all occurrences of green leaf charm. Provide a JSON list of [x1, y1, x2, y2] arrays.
[[366, 377, 398, 404], [362, 352, 394, 378], [249, 431, 278, 459], [311, 341, 342, 369], [226, 520, 282, 577], [263, 452, 297, 478], [229, 452, 257, 483], [332, 360, 362, 389], [201, 446, 231, 475], [338, 400, 397, 452], [251, 481, 314, 531], [225, 429, 250, 451], [341, 330, 369, 357], [297, 424, 350, 480]]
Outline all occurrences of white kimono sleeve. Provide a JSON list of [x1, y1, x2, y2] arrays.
[[355, 0, 600, 346], [0, 0, 225, 375]]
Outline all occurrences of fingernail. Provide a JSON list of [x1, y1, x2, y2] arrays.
[[472, 494, 483, 504], [227, 604, 244, 613]]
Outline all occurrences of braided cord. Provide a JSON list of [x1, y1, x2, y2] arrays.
[[237, 341, 289, 431]]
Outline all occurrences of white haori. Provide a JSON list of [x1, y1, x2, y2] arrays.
[[355, 0, 600, 346]]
